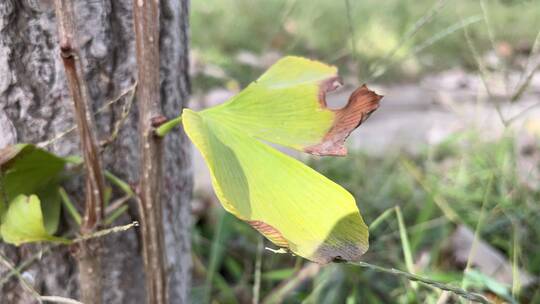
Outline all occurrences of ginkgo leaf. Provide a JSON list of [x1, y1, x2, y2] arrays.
[[1, 194, 69, 245], [0, 144, 66, 235], [202, 56, 382, 156], [182, 56, 382, 263]]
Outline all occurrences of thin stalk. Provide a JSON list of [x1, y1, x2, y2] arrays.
[[461, 175, 493, 301], [511, 29, 540, 102], [344, 0, 358, 64], [104, 204, 129, 225], [369, 207, 394, 231], [367, 0, 449, 81], [54, 1, 106, 303], [155, 115, 183, 137], [252, 236, 264, 304], [401, 158, 460, 223], [350, 261, 490, 304], [395, 206, 417, 291], [0, 247, 52, 288], [462, 16, 507, 127], [133, 0, 168, 303], [38, 83, 137, 148], [0, 252, 42, 301], [40, 296, 84, 304], [376, 15, 482, 75], [59, 187, 82, 225], [73, 221, 139, 243], [104, 171, 135, 196], [511, 219, 521, 298]]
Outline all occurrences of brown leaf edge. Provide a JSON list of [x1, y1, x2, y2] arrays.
[[247, 217, 368, 265], [248, 220, 289, 248], [305, 83, 383, 156]]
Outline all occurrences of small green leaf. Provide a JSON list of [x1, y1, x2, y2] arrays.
[[1, 194, 69, 245], [182, 56, 382, 263], [0, 144, 67, 235]]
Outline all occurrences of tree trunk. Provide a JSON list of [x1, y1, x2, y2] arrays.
[[0, 1, 192, 303]]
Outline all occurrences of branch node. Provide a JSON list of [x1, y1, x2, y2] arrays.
[[151, 115, 168, 128], [60, 43, 74, 58]]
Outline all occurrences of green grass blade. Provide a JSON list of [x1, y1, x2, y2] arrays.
[[461, 175, 493, 295], [395, 206, 417, 291], [204, 210, 233, 304], [369, 207, 394, 231]]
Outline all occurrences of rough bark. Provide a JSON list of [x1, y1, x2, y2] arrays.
[[0, 0, 191, 303]]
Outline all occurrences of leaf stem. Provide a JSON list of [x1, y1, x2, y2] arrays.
[[59, 187, 81, 225], [155, 115, 183, 137]]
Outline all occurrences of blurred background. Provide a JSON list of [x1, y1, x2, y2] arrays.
[[189, 0, 540, 303]]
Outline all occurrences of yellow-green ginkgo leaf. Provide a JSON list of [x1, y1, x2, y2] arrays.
[[183, 56, 382, 264], [1, 194, 69, 246], [203, 56, 382, 156]]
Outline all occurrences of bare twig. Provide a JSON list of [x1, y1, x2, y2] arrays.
[[0, 247, 52, 288], [0, 252, 42, 301], [133, 0, 168, 303], [73, 221, 139, 242], [99, 85, 136, 148], [104, 194, 131, 215], [38, 83, 137, 148], [54, 1, 106, 303], [1, 254, 83, 304]]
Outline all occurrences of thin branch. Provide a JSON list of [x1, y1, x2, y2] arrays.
[[133, 0, 168, 303], [462, 18, 508, 127], [73, 221, 139, 242], [0, 252, 42, 302], [40, 296, 84, 304], [99, 85, 136, 148], [0, 247, 52, 288], [506, 100, 540, 124], [350, 261, 491, 304], [55, 0, 106, 231], [511, 28, 540, 102], [54, 1, 106, 303], [104, 194, 131, 215], [38, 83, 137, 148]]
